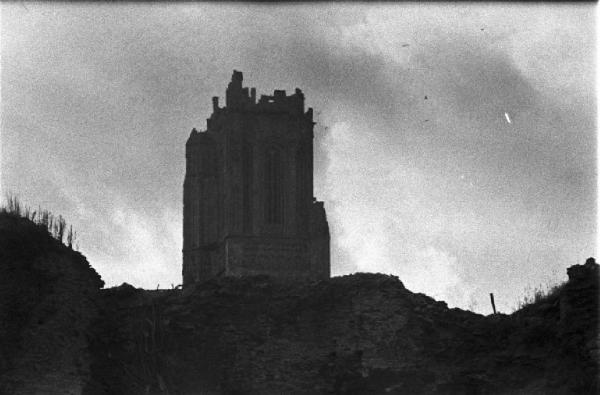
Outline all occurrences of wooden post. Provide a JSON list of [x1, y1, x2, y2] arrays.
[[490, 293, 497, 314]]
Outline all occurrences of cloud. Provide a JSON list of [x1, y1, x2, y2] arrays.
[[323, 122, 472, 306], [1, 3, 594, 313], [81, 200, 182, 288], [414, 246, 461, 298]]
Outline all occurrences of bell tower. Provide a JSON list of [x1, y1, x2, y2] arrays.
[[183, 71, 329, 286]]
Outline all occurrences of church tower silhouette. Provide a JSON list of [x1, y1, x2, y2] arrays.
[[183, 71, 330, 286]]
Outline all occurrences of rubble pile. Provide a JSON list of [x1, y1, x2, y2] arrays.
[[0, 213, 597, 394], [85, 270, 598, 394]]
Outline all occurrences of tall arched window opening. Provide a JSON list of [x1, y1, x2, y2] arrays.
[[265, 147, 284, 224]]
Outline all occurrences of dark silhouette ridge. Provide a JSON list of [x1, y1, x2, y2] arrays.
[[0, 213, 103, 394], [0, 212, 597, 394]]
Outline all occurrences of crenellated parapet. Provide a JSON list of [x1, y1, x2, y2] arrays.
[[208, 70, 314, 127]]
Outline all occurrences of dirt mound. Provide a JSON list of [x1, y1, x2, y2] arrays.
[[0, 213, 103, 394]]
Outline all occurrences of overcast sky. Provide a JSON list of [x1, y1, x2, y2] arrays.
[[1, 3, 595, 313]]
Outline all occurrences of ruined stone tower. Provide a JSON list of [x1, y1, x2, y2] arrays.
[[182, 70, 330, 286]]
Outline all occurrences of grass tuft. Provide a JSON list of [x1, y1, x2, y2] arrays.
[[1, 192, 79, 250], [514, 280, 565, 311]]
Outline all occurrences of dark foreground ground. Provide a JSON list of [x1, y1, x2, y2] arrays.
[[0, 213, 598, 394]]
